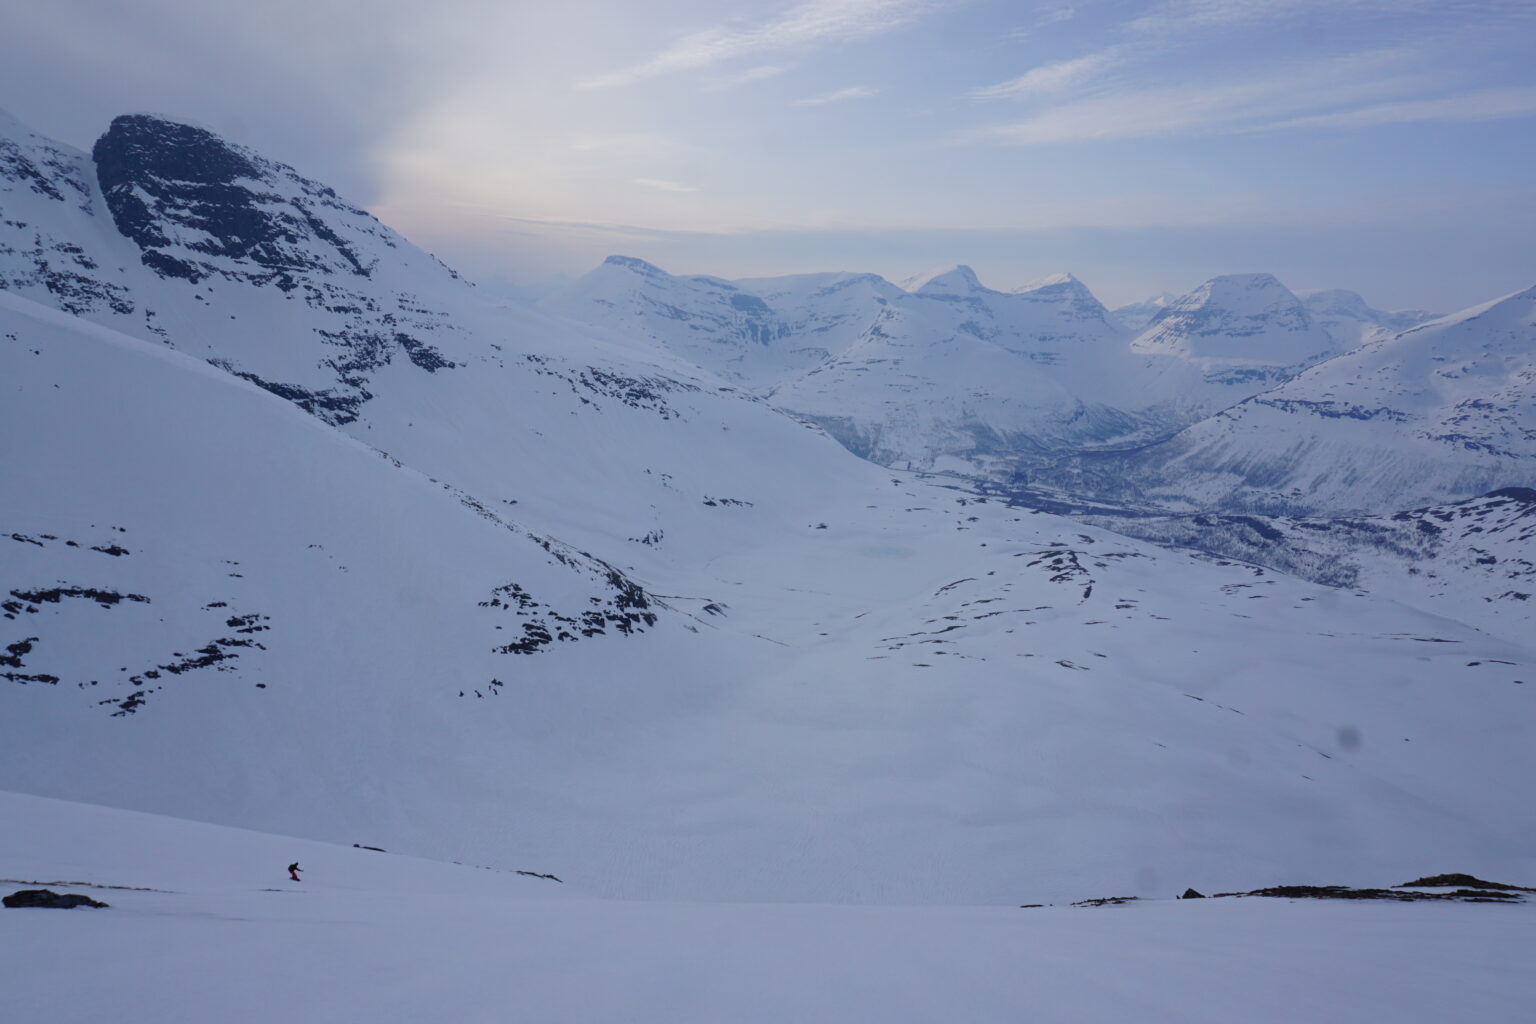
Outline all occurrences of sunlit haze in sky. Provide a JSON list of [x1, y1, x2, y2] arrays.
[[3, 0, 1535, 309]]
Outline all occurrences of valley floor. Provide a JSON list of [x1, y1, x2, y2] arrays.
[[4, 792, 1532, 1024]]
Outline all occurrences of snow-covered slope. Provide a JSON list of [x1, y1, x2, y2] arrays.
[[7, 789, 1534, 1024], [4, 110, 1536, 906], [0, 107, 140, 319], [1081, 487, 1536, 645], [1041, 286, 1536, 515]]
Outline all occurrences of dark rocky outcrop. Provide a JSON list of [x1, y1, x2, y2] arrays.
[[1396, 873, 1534, 892], [1214, 883, 1525, 903], [3, 888, 109, 909], [93, 115, 370, 285]]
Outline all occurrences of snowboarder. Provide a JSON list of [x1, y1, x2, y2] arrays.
[[288, 862, 302, 882]]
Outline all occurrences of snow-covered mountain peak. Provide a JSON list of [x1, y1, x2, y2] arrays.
[[1173, 272, 1299, 319], [902, 264, 986, 297], [1008, 271, 1118, 323], [1132, 272, 1338, 369], [1013, 271, 1079, 292], [92, 114, 456, 290], [600, 253, 671, 278], [1298, 287, 1374, 319]]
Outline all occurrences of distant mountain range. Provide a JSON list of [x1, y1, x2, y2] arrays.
[[543, 255, 1512, 516]]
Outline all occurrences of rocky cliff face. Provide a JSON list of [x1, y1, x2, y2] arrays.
[[93, 114, 389, 287], [0, 111, 473, 423]]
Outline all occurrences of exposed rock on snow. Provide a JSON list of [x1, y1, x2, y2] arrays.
[[3, 888, 109, 909]]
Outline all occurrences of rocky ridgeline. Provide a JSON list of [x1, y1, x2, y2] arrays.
[[1057, 874, 1533, 908]]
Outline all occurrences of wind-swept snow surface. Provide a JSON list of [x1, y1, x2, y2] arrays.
[[4, 791, 1534, 1024]]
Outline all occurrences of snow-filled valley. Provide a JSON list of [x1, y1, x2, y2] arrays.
[[3, 107, 1535, 1022]]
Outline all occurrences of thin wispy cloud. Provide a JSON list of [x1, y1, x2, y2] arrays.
[[1037, 4, 1077, 27], [969, 50, 1431, 143], [569, 134, 686, 156], [1128, 0, 1437, 34], [1262, 86, 1536, 131], [970, 49, 1122, 101], [578, 0, 945, 89], [635, 177, 701, 193], [793, 85, 879, 106], [705, 65, 790, 91]]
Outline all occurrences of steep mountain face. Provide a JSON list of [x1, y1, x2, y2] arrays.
[[1, 108, 472, 425], [1038, 287, 1536, 516], [1081, 487, 1536, 645], [4, 110, 1536, 904], [1298, 288, 1440, 351], [88, 114, 469, 423]]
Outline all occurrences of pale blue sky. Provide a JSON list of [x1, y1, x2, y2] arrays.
[[3, 0, 1535, 309]]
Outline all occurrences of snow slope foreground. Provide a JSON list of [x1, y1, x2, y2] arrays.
[[4, 110, 1536, 907], [5, 790, 1534, 1024], [1038, 287, 1536, 515]]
